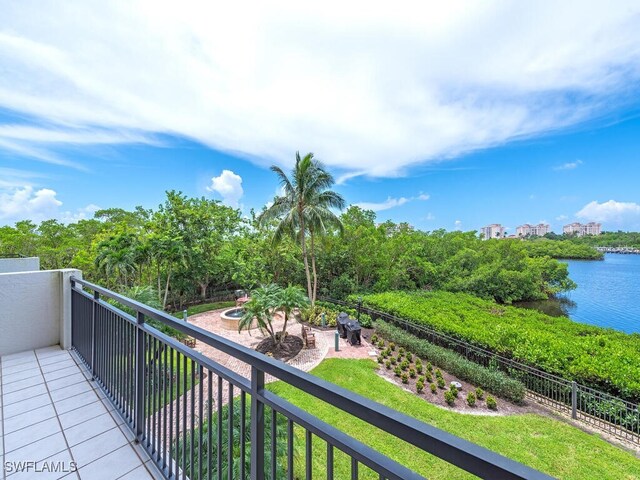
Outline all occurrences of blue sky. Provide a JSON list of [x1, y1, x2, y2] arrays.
[[1, 2, 640, 232]]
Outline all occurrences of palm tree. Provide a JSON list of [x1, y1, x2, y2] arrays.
[[259, 152, 345, 304]]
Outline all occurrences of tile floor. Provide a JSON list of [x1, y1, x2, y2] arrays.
[[1, 346, 162, 480]]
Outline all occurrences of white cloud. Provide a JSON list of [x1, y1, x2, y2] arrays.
[[0, 186, 62, 222], [59, 204, 101, 224], [425, 212, 435, 220], [454, 220, 462, 231], [554, 160, 583, 171], [556, 214, 568, 221], [1, 2, 640, 175], [354, 192, 429, 212], [207, 170, 243, 208], [576, 200, 640, 226]]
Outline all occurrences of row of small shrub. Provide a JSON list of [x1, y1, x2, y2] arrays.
[[375, 320, 526, 404], [301, 301, 372, 328]]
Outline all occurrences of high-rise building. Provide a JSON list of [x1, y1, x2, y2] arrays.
[[480, 224, 505, 240], [563, 222, 602, 236], [516, 223, 550, 237]]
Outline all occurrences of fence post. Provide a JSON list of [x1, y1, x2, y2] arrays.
[[90, 290, 99, 380], [571, 381, 577, 419], [250, 366, 265, 479], [134, 311, 146, 442]]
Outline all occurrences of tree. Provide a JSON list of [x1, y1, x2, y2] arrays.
[[259, 152, 345, 304], [239, 284, 309, 348]]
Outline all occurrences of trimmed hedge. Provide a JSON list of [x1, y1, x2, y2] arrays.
[[302, 301, 372, 328], [375, 320, 526, 403]]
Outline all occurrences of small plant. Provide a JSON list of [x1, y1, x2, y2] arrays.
[[401, 360, 410, 371], [397, 352, 404, 361], [371, 334, 378, 344], [475, 387, 484, 400], [385, 360, 392, 370], [399, 347, 405, 355], [405, 352, 412, 362], [486, 396, 497, 410], [435, 368, 443, 379], [389, 343, 396, 351], [390, 357, 397, 365], [377, 356, 384, 364], [426, 362, 433, 372], [444, 390, 455, 405], [437, 377, 446, 389], [467, 392, 477, 407], [416, 364, 423, 374], [409, 368, 416, 378], [416, 381, 424, 394], [450, 386, 459, 398], [423, 373, 432, 383], [430, 383, 437, 394], [394, 366, 401, 377], [401, 373, 409, 384]]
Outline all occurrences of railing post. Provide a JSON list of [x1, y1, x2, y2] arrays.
[[90, 290, 99, 380], [135, 311, 146, 442], [571, 381, 577, 419], [250, 366, 265, 480]]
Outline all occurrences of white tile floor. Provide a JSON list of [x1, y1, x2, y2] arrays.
[[1, 346, 162, 480]]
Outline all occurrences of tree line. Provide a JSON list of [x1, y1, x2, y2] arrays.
[[0, 154, 582, 308]]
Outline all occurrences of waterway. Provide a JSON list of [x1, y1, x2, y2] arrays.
[[517, 253, 640, 334]]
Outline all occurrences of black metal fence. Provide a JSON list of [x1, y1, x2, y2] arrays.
[[70, 277, 552, 480], [322, 298, 640, 446]]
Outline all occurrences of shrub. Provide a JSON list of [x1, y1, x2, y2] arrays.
[[475, 387, 484, 400], [409, 368, 416, 378], [426, 362, 433, 372], [444, 390, 455, 405], [390, 357, 397, 365], [362, 291, 640, 402], [394, 366, 401, 377], [389, 343, 396, 351], [437, 377, 446, 389], [406, 353, 413, 362], [430, 383, 437, 394], [399, 347, 405, 355], [450, 386, 458, 398], [423, 373, 432, 383], [401, 373, 409, 384], [374, 321, 526, 403], [371, 334, 378, 344], [416, 364, 423, 374], [401, 360, 409, 371], [377, 356, 384, 364], [416, 381, 424, 394], [486, 396, 497, 410], [467, 392, 477, 406], [385, 360, 392, 370]]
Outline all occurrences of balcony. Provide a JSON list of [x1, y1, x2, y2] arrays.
[[0, 268, 552, 479]]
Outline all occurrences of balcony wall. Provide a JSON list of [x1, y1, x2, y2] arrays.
[[0, 269, 81, 356], [0, 257, 40, 273]]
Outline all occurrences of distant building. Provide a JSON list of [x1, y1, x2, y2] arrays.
[[516, 223, 550, 237], [480, 224, 505, 240], [563, 222, 602, 236]]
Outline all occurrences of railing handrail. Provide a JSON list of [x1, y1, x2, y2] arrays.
[[70, 276, 553, 479]]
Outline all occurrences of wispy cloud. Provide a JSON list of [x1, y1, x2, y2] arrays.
[[354, 193, 429, 212], [0, 2, 639, 174], [554, 160, 583, 171]]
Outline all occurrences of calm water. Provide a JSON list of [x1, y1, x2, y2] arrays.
[[518, 254, 640, 334]]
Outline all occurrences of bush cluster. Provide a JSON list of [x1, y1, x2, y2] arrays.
[[374, 320, 526, 403]]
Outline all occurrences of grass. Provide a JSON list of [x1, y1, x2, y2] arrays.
[[269, 359, 640, 480], [185, 301, 235, 316]]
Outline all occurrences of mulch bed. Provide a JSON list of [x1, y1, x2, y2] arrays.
[[256, 335, 304, 362]]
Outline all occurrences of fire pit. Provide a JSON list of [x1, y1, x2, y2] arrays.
[[345, 320, 361, 345]]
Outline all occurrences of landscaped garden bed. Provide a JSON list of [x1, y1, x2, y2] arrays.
[[372, 334, 523, 414]]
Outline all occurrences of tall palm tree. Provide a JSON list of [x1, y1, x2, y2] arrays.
[[259, 152, 345, 304]]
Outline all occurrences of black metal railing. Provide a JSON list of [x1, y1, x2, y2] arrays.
[[70, 277, 553, 480], [321, 297, 640, 446]]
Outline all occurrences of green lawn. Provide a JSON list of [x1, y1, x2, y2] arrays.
[[269, 359, 640, 480], [185, 301, 235, 316]]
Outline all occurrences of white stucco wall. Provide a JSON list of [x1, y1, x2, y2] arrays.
[[0, 269, 81, 356], [0, 257, 40, 273]]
